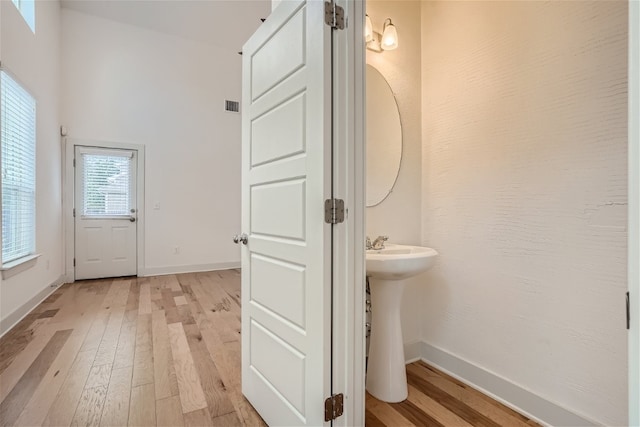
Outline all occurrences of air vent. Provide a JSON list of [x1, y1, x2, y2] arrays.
[[225, 100, 240, 113]]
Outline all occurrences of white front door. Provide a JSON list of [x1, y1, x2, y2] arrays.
[[74, 146, 138, 280], [240, 0, 333, 425]]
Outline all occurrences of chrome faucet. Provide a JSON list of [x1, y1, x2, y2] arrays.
[[367, 235, 388, 250]]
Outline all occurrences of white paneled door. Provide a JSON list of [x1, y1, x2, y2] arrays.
[[74, 146, 137, 280], [239, 0, 334, 425]]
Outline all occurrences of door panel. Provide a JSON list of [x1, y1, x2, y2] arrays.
[[241, 0, 332, 425], [75, 146, 137, 280], [250, 7, 306, 100], [250, 180, 306, 239], [251, 93, 306, 166]]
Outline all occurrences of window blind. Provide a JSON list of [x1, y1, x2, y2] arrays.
[[1, 70, 36, 263], [82, 153, 131, 216]]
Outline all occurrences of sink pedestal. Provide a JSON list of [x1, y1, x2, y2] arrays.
[[366, 277, 408, 402]]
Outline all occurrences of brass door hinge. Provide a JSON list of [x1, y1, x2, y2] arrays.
[[324, 393, 344, 421]]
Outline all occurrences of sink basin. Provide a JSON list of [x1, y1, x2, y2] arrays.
[[365, 243, 438, 403], [367, 244, 438, 280]]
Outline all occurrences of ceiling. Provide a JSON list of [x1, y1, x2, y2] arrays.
[[61, 0, 272, 52]]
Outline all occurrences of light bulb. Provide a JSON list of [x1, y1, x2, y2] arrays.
[[381, 19, 398, 50], [365, 15, 373, 43]]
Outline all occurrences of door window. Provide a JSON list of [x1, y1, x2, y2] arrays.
[[81, 153, 132, 217]]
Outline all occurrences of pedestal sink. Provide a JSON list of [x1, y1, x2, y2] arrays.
[[366, 244, 438, 402]]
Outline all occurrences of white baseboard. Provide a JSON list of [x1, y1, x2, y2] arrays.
[[140, 262, 240, 277], [404, 340, 422, 363], [403, 340, 598, 427], [0, 275, 65, 338]]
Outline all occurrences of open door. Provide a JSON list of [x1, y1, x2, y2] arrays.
[[239, 0, 334, 425]]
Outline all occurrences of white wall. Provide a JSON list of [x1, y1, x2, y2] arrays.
[[420, 1, 628, 425], [61, 9, 243, 275], [366, 0, 423, 345], [0, 1, 63, 333]]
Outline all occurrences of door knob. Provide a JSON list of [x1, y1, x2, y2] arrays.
[[233, 233, 248, 245], [129, 217, 136, 222]]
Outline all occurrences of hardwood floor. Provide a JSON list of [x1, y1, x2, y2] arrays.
[[365, 361, 541, 427], [0, 270, 265, 427], [1, 269, 540, 427]]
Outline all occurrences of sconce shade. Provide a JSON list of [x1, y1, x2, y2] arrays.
[[381, 19, 398, 50], [365, 15, 373, 42]]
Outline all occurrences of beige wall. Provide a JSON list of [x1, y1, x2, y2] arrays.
[[366, 0, 423, 344], [420, 1, 628, 424]]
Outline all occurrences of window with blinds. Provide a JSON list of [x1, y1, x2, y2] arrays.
[[11, 0, 35, 33], [1, 70, 36, 264], [82, 153, 132, 216]]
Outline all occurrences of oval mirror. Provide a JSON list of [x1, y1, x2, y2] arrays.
[[366, 64, 402, 207]]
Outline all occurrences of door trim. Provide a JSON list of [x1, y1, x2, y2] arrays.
[[331, 0, 366, 425], [63, 138, 146, 282], [628, 0, 639, 424]]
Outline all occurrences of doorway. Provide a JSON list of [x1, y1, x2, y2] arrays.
[[64, 139, 146, 282]]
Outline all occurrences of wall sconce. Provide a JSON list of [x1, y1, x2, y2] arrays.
[[365, 16, 398, 52]]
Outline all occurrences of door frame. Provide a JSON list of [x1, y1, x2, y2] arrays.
[[331, 0, 366, 425], [63, 137, 146, 282], [628, 0, 639, 424]]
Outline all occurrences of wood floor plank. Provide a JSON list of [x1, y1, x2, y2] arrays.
[[406, 365, 502, 427], [416, 361, 535, 424], [183, 324, 236, 418], [156, 395, 185, 427], [161, 288, 181, 324], [132, 313, 154, 387], [124, 280, 141, 323], [391, 399, 445, 427], [0, 329, 72, 426], [128, 383, 156, 426], [113, 316, 138, 369], [93, 280, 131, 366], [365, 408, 387, 427], [99, 365, 132, 427], [365, 392, 416, 427], [139, 282, 152, 315], [184, 407, 213, 427], [152, 309, 179, 400], [79, 281, 118, 353], [14, 324, 96, 427], [215, 270, 242, 308], [211, 411, 242, 426], [85, 363, 112, 389], [70, 385, 108, 427], [43, 349, 97, 427], [38, 309, 60, 319], [199, 327, 265, 427], [162, 274, 183, 293], [410, 362, 532, 427], [405, 384, 473, 427], [0, 323, 56, 403], [167, 322, 208, 414]]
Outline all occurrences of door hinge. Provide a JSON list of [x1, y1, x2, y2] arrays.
[[73, 158, 76, 167], [73, 258, 76, 267], [324, 393, 344, 421], [626, 291, 630, 330], [325, 198, 345, 224], [324, 1, 345, 30], [73, 208, 76, 217]]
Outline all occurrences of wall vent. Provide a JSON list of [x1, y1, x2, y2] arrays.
[[225, 100, 240, 113]]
